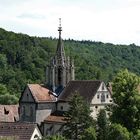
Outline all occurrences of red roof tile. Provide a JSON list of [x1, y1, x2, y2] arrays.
[[0, 105, 19, 122], [28, 84, 57, 102], [45, 115, 65, 123]]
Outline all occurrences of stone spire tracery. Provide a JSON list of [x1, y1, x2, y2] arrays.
[[46, 19, 75, 95]]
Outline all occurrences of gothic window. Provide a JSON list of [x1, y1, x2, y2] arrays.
[[101, 93, 105, 102], [97, 94, 100, 99], [58, 67, 62, 84]]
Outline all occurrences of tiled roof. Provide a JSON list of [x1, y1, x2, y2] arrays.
[[58, 80, 102, 102], [0, 105, 19, 122], [28, 84, 57, 102], [0, 122, 38, 140], [45, 115, 65, 123]]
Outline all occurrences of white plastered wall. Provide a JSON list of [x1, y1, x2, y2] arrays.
[[30, 126, 42, 140]]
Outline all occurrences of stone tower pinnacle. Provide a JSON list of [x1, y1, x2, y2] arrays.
[[46, 19, 75, 95]]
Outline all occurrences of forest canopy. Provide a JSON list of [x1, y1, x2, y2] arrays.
[[0, 28, 140, 102]]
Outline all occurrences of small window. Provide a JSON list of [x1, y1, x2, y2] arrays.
[[95, 106, 98, 109], [60, 106, 63, 110], [97, 94, 100, 99], [106, 94, 109, 98], [110, 100, 112, 102], [34, 134, 39, 140]]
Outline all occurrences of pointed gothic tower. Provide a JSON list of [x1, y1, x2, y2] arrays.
[[46, 19, 75, 95]]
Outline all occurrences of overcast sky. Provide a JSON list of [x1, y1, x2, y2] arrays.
[[0, 0, 140, 45]]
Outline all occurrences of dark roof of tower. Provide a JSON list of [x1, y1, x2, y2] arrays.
[[58, 80, 102, 102]]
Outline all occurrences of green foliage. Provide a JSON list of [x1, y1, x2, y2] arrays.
[[0, 94, 18, 105], [107, 123, 130, 140], [0, 84, 18, 104], [42, 134, 66, 140], [111, 69, 140, 132], [80, 126, 97, 140], [1, 28, 140, 103], [97, 109, 109, 140], [134, 129, 140, 140], [63, 93, 95, 139], [0, 84, 8, 95]]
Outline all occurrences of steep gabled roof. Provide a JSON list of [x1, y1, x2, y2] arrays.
[[0, 105, 19, 122], [58, 80, 102, 102], [27, 84, 57, 103], [0, 122, 41, 140]]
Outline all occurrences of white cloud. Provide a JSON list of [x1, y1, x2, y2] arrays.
[[0, 0, 140, 45]]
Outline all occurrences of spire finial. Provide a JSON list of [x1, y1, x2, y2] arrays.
[[59, 18, 61, 27], [58, 18, 62, 33]]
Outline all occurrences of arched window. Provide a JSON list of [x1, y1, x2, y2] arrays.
[[58, 67, 62, 85]]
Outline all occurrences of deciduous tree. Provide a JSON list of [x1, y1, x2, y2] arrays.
[[111, 69, 140, 132]]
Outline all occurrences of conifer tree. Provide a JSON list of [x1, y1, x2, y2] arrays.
[[97, 109, 109, 140], [63, 93, 95, 140]]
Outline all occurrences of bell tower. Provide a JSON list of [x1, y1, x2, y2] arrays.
[[46, 19, 75, 95]]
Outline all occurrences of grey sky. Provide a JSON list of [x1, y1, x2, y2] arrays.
[[0, 0, 140, 45]]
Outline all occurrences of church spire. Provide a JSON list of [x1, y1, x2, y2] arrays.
[[56, 18, 66, 66], [46, 19, 75, 94]]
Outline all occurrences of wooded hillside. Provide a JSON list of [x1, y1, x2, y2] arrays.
[[0, 28, 140, 102]]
